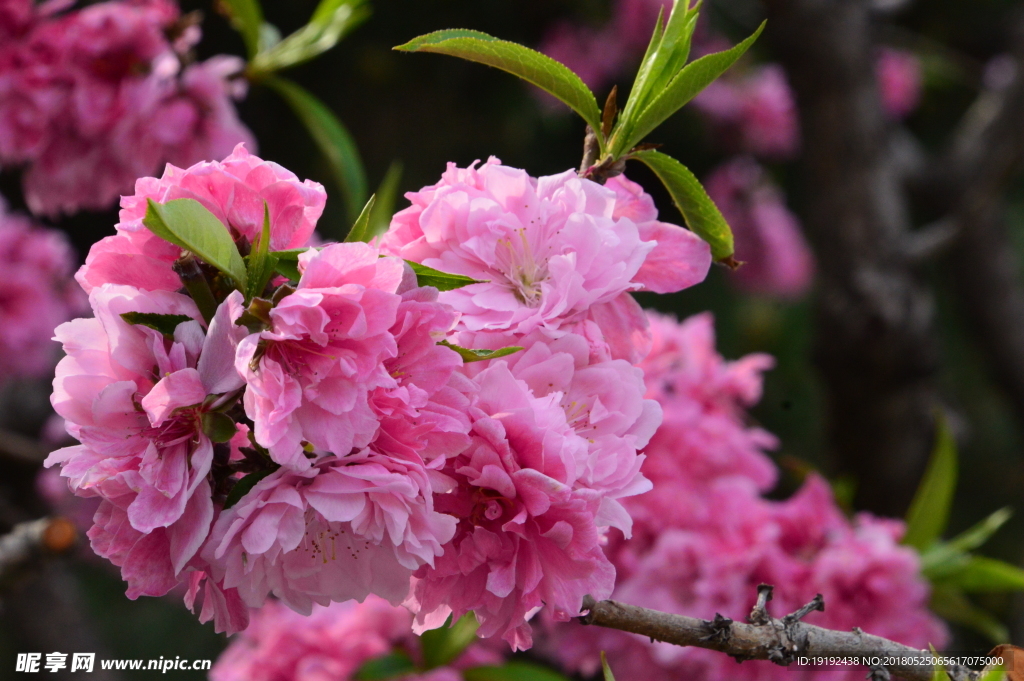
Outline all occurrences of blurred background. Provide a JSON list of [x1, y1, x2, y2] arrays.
[[3, 0, 1024, 678]]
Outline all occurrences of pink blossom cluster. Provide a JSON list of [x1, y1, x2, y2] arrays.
[[545, 312, 948, 681], [704, 156, 815, 298], [211, 595, 502, 681], [47, 149, 714, 648], [0, 0, 254, 216], [0, 195, 84, 381], [381, 159, 711, 648]]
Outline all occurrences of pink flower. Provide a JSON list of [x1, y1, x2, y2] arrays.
[[704, 157, 814, 298], [0, 196, 84, 381], [202, 450, 457, 615], [46, 284, 245, 595], [211, 596, 503, 681], [408, 360, 616, 651], [876, 48, 922, 120], [77, 144, 325, 294]]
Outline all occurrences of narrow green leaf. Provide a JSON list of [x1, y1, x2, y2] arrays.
[[947, 556, 1024, 593], [439, 341, 522, 363], [407, 261, 482, 291], [353, 651, 416, 681], [370, 161, 403, 237], [395, 30, 603, 139], [250, 0, 368, 75], [265, 76, 368, 226], [143, 198, 248, 290], [929, 585, 1007, 644], [245, 202, 275, 301], [903, 416, 958, 552], [463, 662, 571, 681], [420, 613, 479, 670], [947, 507, 1013, 554], [344, 194, 377, 243], [614, 21, 764, 155], [928, 645, 947, 681], [201, 412, 238, 444], [220, 0, 264, 59], [630, 150, 734, 260], [601, 652, 616, 681], [978, 664, 1006, 681], [119, 312, 195, 336], [224, 468, 278, 510], [274, 258, 302, 282]]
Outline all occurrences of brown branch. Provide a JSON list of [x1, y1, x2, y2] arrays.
[[580, 589, 973, 681]]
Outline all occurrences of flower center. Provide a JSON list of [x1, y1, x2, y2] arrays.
[[496, 228, 549, 308]]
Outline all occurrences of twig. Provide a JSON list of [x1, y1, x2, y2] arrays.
[[580, 590, 942, 681], [0, 427, 51, 466], [0, 516, 77, 584]]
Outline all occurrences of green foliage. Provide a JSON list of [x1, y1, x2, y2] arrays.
[[218, 0, 265, 59], [405, 261, 481, 291], [369, 161, 404, 238], [463, 662, 572, 681], [264, 76, 368, 226], [143, 198, 248, 291], [630, 149, 734, 261], [439, 341, 522, 363], [353, 651, 417, 681], [249, 0, 369, 75], [419, 613, 479, 670], [903, 415, 958, 552], [600, 652, 616, 681], [929, 584, 1008, 644], [223, 468, 278, 510], [201, 412, 238, 443], [245, 202, 279, 302], [118, 312, 194, 337], [395, 30, 604, 141], [344, 194, 378, 243]]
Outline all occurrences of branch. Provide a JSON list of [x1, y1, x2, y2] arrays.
[[580, 588, 972, 681], [0, 516, 77, 584]]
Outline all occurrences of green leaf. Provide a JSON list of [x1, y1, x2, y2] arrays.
[[353, 651, 416, 681], [344, 194, 377, 243], [420, 613, 479, 670], [245, 202, 277, 302], [406, 261, 481, 291], [601, 652, 616, 681], [946, 556, 1024, 593], [903, 415, 958, 552], [201, 412, 238, 444], [223, 468, 277, 510], [274, 258, 302, 282], [947, 507, 1013, 554], [613, 21, 764, 155], [369, 161, 403, 237], [395, 30, 603, 141], [143, 198, 248, 290], [265, 76, 368, 226], [929, 584, 1007, 644], [219, 0, 264, 59], [119, 312, 195, 336], [928, 645, 947, 681], [630, 150, 734, 261], [921, 507, 1013, 575], [439, 341, 522, 363], [463, 662, 571, 681], [250, 0, 368, 75]]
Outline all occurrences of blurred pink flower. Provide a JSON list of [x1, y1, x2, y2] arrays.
[[211, 595, 503, 681], [705, 156, 814, 298], [77, 144, 325, 294], [0, 197, 84, 381], [876, 47, 922, 120]]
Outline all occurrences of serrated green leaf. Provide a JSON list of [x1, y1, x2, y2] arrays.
[[945, 556, 1024, 593], [395, 30, 603, 140], [220, 0, 264, 59], [406, 261, 481, 291], [903, 415, 958, 552], [143, 198, 248, 290], [202, 412, 238, 443], [265, 76, 367, 226], [119, 312, 195, 336], [929, 584, 1007, 643], [353, 651, 416, 681], [463, 662, 571, 681], [613, 21, 764, 155], [630, 149, 734, 260], [420, 613, 479, 670], [439, 341, 522, 363], [370, 161, 403, 237], [601, 652, 616, 681], [344, 194, 377, 243], [250, 0, 368, 75], [224, 468, 277, 510]]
